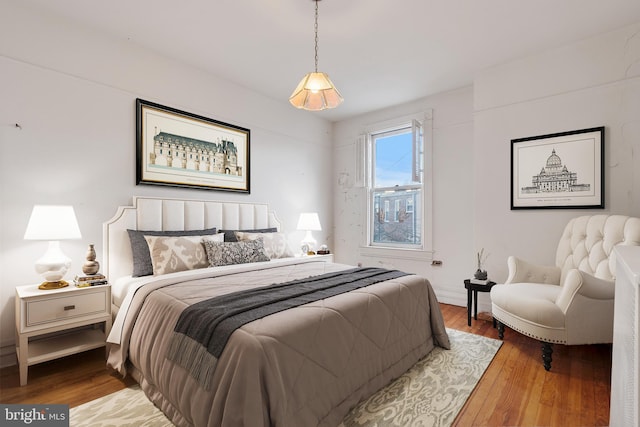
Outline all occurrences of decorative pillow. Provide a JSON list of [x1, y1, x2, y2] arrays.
[[234, 231, 294, 259], [143, 235, 211, 276], [219, 228, 278, 242], [127, 228, 217, 277], [205, 232, 226, 243], [202, 239, 270, 267]]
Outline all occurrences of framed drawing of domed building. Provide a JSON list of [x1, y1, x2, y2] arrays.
[[136, 99, 250, 193], [511, 127, 604, 209]]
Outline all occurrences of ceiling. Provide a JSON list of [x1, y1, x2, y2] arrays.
[[19, 0, 640, 122]]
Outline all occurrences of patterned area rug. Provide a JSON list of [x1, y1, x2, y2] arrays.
[[70, 329, 501, 427]]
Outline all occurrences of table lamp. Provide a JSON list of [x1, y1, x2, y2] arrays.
[[24, 205, 82, 290], [297, 212, 322, 254]]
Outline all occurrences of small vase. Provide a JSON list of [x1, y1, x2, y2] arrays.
[[474, 268, 487, 280], [82, 244, 100, 275]]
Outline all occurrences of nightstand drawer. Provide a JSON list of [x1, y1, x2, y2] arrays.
[[26, 291, 107, 326]]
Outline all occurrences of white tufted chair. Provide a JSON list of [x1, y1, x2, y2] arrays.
[[491, 215, 640, 370]]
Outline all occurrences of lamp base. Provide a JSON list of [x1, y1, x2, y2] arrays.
[[300, 230, 317, 254], [38, 280, 69, 290]]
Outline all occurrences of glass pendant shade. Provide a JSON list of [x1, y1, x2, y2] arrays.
[[289, 72, 343, 111]]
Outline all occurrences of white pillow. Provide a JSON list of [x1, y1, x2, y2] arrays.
[[144, 235, 214, 275], [234, 231, 294, 259]]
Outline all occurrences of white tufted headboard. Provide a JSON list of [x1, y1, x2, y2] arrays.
[[555, 215, 640, 282], [103, 196, 281, 281]]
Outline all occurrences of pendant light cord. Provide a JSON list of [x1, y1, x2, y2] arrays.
[[314, 0, 319, 73]]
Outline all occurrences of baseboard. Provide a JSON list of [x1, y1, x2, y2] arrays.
[[432, 286, 466, 307], [433, 285, 493, 314], [0, 342, 16, 368]]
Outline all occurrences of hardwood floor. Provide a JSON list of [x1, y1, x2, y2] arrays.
[[0, 348, 136, 407], [0, 303, 611, 426], [441, 304, 612, 427]]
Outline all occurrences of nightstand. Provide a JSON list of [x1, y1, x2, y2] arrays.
[[313, 253, 334, 262], [299, 253, 335, 263], [15, 283, 112, 386]]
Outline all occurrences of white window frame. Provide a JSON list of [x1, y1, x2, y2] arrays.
[[394, 199, 400, 222], [358, 110, 434, 261], [406, 198, 414, 214]]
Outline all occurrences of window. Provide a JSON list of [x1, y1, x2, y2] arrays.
[[369, 119, 423, 248], [356, 110, 433, 257]]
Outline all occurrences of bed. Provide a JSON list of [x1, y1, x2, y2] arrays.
[[104, 196, 450, 427]]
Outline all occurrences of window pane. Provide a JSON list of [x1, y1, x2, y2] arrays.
[[372, 188, 421, 245], [374, 131, 413, 188]]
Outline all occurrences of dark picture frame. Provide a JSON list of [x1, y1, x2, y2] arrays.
[[511, 127, 604, 210], [136, 99, 250, 193]]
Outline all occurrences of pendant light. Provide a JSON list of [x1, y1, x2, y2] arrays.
[[289, 0, 343, 111]]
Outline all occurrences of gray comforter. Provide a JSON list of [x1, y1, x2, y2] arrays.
[[107, 259, 450, 427]]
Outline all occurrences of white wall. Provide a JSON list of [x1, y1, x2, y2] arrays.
[[333, 22, 640, 314], [332, 87, 475, 305], [474, 22, 640, 294], [0, 2, 333, 365], [2, 2, 638, 367]]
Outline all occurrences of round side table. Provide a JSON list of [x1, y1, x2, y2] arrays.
[[464, 279, 497, 326]]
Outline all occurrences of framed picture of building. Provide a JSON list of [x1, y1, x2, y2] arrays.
[[511, 127, 604, 209], [136, 99, 250, 193]]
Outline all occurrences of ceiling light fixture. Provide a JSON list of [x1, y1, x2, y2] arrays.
[[289, 0, 343, 111]]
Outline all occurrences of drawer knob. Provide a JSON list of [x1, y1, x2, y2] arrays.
[[64, 305, 76, 311]]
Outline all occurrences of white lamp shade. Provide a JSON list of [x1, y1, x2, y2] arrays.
[[297, 212, 322, 231], [24, 205, 82, 240]]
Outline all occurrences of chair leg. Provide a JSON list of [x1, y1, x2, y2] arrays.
[[541, 342, 553, 371], [496, 321, 504, 339]]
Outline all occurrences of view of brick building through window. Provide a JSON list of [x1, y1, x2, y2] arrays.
[[370, 122, 423, 246]]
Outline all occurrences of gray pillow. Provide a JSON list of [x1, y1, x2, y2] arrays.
[[220, 228, 277, 242], [127, 228, 217, 277], [202, 239, 270, 267]]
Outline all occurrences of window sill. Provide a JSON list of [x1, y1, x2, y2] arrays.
[[359, 246, 434, 261]]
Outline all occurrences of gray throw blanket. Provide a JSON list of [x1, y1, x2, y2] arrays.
[[166, 267, 409, 389]]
